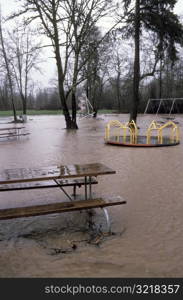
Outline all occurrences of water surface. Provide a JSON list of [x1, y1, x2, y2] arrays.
[[0, 114, 182, 277]]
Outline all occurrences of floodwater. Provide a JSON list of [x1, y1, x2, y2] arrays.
[[0, 114, 183, 278]]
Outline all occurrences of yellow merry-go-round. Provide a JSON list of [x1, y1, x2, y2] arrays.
[[104, 120, 180, 147]]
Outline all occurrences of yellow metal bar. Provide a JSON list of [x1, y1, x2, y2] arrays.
[[105, 119, 180, 145]]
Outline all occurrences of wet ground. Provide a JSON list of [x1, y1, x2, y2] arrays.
[[0, 114, 182, 278]]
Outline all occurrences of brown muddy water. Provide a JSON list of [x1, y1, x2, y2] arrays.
[[0, 114, 182, 278]]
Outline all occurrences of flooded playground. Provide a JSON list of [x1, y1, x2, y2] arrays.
[[0, 113, 183, 278]]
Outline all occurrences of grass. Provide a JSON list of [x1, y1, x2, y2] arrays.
[[0, 110, 63, 117], [0, 109, 115, 117]]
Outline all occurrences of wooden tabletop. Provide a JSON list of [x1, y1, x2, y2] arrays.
[[0, 163, 116, 184], [0, 127, 25, 131]]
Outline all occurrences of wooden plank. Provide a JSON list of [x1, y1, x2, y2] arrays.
[[0, 127, 25, 131], [0, 198, 126, 220], [0, 163, 116, 184], [0, 132, 15, 136], [0, 177, 98, 192], [0, 133, 30, 139]]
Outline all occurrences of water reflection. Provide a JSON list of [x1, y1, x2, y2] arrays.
[[0, 114, 183, 277]]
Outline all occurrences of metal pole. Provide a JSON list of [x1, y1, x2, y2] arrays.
[[54, 179, 73, 201], [102, 208, 111, 232], [169, 99, 175, 116], [89, 176, 92, 199], [144, 99, 150, 114], [156, 99, 162, 115], [85, 176, 88, 200]]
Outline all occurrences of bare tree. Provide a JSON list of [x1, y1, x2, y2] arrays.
[[80, 26, 110, 116], [7, 23, 42, 121], [0, 14, 17, 122], [9, 0, 115, 129], [6, 0, 110, 129], [0, 77, 10, 110]]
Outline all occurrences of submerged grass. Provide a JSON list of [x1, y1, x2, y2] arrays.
[[0, 110, 63, 116], [0, 109, 114, 117]]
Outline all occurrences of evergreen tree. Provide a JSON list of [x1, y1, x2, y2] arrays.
[[123, 0, 183, 122]]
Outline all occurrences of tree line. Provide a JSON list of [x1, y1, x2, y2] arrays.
[[0, 0, 183, 127]]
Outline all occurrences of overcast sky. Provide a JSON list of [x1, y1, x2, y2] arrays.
[[1, 0, 183, 89], [1, 0, 183, 15]]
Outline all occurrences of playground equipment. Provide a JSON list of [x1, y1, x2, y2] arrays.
[[105, 120, 180, 147], [105, 120, 138, 144], [144, 98, 183, 119], [146, 120, 180, 144], [77, 93, 94, 119]]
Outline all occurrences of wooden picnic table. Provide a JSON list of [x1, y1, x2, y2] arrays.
[[0, 163, 115, 184], [0, 163, 126, 231], [0, 126, 29, 139], [0, 163, 115, 200]]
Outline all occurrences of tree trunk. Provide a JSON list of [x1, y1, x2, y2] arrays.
[[71, 92, 78, 129], [130, 0, 140, 123], [20, 92, 27, 115], [54, 46, 78, 129], [52, 3, 77, 130], [159, 58, 163, 99], [0, 19, 17, 122], [93, 108, 98, 118], [70, 51, 79, 129], [10, 94, 17, 122], [117, 73, 121, 112]]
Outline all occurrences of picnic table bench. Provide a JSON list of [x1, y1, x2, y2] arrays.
[[0, 126, 29, 139], [0, 163, 126, 232]]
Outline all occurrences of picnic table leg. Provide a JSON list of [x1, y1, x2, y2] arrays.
[[73, 185, 77, 198], [89, 176, 92, 199], [84, 176, 88, 200], [102, 208, 111, 232], [54, 179, 73, 201]]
